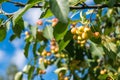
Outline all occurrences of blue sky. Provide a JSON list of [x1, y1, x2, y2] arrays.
[[0, 0, 95, 79]]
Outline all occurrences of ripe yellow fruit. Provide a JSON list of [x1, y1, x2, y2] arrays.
[[71, 27, 77, 34], [76, 30, 82, 35], [84, 27, 91, 33], [78, 26, 84, 32], [80, 40, 86, 44], [39, 58, 44, 63], [44, 59, 48, 64], [25, 31, 30, 36], [77, 36, 82, 40], [60, 53, 65, 58], [64, 77, 69, 80], [54, 47, 59, 53], [71, 22, 76, 27], [73, 35, 77, 40], [82, 32, 88, 39], [41, 50, 47, 56], [80, 43, 85, 47], [100, 70, 105, 74]]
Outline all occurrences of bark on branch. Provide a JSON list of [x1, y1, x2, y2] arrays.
[[6, 1, 120, 9]]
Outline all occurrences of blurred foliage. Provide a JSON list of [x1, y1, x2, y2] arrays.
[[0, 0, 120, 80]]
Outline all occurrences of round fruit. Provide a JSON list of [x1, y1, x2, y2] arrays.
[[52, 22, 57, 27], [80, 40, 86, 44], [82, 32, 88, 39], [25, 31, 30, 36], [39, 70, 46, 74], [47, 52, 51, 56], [77, 36, 82, 40], [50, 41, 55, 45], [41, 50, 47, 56], [39, 58, 44, 63], [54, 47, 59, 53], [94, 32, 100, 38], [73, 35, 77, 40], [50, 46, 56, 50], [76, 30, 82, 35], [84, 27, 91, 33], [100, 70, 105, 74], [80, 43, 84, 47], [42, 70, 46, 74], [78, 26, 84, 32], [64, 77, 69, 80], [25, 35, 30, 39], [52, 18, 58, 22], [71, 22, 76, 27], [71, 27, 77, 34], [36, 20, 43, 25], [60, 53, 65, 58]]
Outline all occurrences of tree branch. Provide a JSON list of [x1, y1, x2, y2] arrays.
[[7, 1, 120, 9]]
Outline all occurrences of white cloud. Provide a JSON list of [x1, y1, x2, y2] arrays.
[[22, 8, 42, 25], [0, 50, 5, 62], [85, 0, 95, 5], [11, 38, 24, 49], [11, 49, 26, 69]]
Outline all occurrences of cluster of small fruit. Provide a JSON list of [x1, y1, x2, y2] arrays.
[[50, 38, 59, 53], [36, 18, 58, 27], [71, 25, 92, 47], [71, 25, 100, 47]]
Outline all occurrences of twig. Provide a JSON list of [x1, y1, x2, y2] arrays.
[[7, 1, 120, 9], [0, 15, 13, 27]]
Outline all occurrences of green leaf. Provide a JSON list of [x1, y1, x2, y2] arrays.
[[49, 0, 69, 23], [30, 26, 37, 39], [38, 45, 46, 54], [27, 0, 42, 3], [12, 18, 24, 37], [14, 72, 23, 80], [6, 21, 11, 31], [23, 65, 34, 74], [103, 42, 117, 53], [12, 0, 42, 25], [94, 0, 104, 4], [108, 0, 116, 7], [9, 34, 17, 41], [40, 9, 53, 18], [33, 42, 37, 57], [43, 26, 54, 40], [0, 27, 6, 42], [54, 67, 67, 74], [59, 30, 73, 51], [98, 74, 108, 80], [103, 46, 116, 60], [23, 65, 35, 80], [53, 22, 68, 41], [39, 60, 45, 70], [69, 0, 84, 6], [0, 0, 7, 4], [24, 42, 30, 58], [90, 41, 105, 58]]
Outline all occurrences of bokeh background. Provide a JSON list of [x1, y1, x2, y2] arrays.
[[0, 0, 95, 80]]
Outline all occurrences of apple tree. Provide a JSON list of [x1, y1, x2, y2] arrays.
[[0, 0, 120, 80]]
